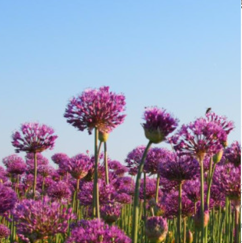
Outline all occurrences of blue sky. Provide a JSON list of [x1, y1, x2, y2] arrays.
[[0, 1, 240, 166]]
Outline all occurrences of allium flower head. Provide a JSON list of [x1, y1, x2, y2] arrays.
[[0, 224, 10, 239], [170, 118, 227, 161], [68, 154, 93, 179], [66, 219, 131, 243], [125, 145, 146, 175], [13, 197, 75, 242], [142, 107, 178, 143], [144, 147, 173, 175], [12, 123, 58, 153], [159, 154, 199, 183], [100, 203, 121, 224], [64, 86, 126, 134], [0, 184, 17, 214], [213, 164, 241, 200], [2, 154, 26, 175], [145, 216, 168, 243], [51, 153, 69, 165], [140, 177, 162, 200], [183, 179, 201, 203], [47, 181, 72, 201], [224, 141, 241, 166]]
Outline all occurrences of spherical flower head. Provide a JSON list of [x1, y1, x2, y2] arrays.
[[170, 118, 227, 160], [213, 163, 241, 200], [12, 123, 58, 153], [2, 154, 26, 175], [0, 184, 17, 214], [47, 181, 72, 201], [144, 147, 174, 175], [51, 153, 69, 165], [161, 190, 194, 219], [140, 177, 162, 200], [206, 112, 234, 135], [108, 159, 128, 177], [100, 203, 121, 224], [0, 166, 7, 183], [159, 154, 199, 183], [68, 153, 93, 179], [0, 224, 10, 239], [38, 165, 54, 178], [224, 141, 241, 166], [125, 145, 146, 175], [12, 197, 75, 242], [142, 107, 179, 144], [64, 86, 126, 134], [183, 179, 201, 203], [66, 219, 131, 243], [145, 216, 168, 243]]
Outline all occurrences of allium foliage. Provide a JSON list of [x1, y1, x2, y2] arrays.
[[12, 123, 58, 153], [64, 86, 126, 134]]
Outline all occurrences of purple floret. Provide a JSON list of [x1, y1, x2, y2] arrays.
[[0, 184, 17, 214], [0, 224, 10, 239]]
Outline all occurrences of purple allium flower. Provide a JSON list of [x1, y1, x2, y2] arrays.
[[183, 179, 201, 203], [26, 153, 49, 164], [224, 141, 241, 166], [159, 177, 179, 193], [0, 184, 17, 214], [2, 154, 26, 175], [139, 177, 162, 200], [112, 176, 135, 195], [125, 145, 146, 175], [142, 107, 179, 144], [78, 180, 116, 206], [115, 193, 132, 204], [0, 224, 10, 239], [159, 154, 199, 182], [51, 153, 69, 165], [47, 181, 72, 201], [108, 160, 128, 176], [68, 154, 93, 180], [0, 166, 8, 183], [38, 165, 55, 178], [210, 184, 226, 208], [170, 118, 227, 160], [206, 112, 234, 135], [100, 203, 121, 224], [161, 190, 194, 219], [66, 219, 131, 243], [213, 164, 241, 201], [144, 147, 173, 175], [145, 216, 168, 243], [64, 86, 126, 134], [12, 123, 58, 153], [13, 197, 75, 242]]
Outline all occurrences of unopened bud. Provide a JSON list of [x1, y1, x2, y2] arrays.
[[213, 149, 223, 163], [98, 131, 109, 142]]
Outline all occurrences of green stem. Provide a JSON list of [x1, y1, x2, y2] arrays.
[[131, 141, 152, 243], [93, 127, 100, 218], [199, 156, 205, 243], [183, 217, 187, 243], [235, 205, 240, 243], [33, 152, 37, 199], [104, 142, 109, 184], [178, 181, 182, 243], [143, 172, 147, 243], [155, 173, 160, 203], [76, 178, 80, 215]]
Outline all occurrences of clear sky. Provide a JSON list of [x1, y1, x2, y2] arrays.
[[0, 1, 240, 167]]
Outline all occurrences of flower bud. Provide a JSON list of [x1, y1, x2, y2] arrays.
[[144, 128, 164, 144], [145, 216, 168, 243], [98, 131, 109, 142], [186, 230, 193, 243], [213, 149, 223, 163]]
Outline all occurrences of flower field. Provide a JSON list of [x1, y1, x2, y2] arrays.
[[0, 86, 240, 243]]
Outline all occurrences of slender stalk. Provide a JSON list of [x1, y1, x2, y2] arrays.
[[183, 217, 187, 243], [235, 205, 240, 243], [143, 172, 147, 243], [199, 156, 205, 243], [155, 173, 160, 203], [178, 181, 182, 243], [131, 141, 152, 243], [93, 128, 100, 218], [33, 152, 37, 199], [104, 142, 109, 184], [76, 178, 80, 215]]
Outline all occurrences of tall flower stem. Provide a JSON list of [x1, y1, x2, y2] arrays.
[[178, 181, 182, 243], [104, 142, 109, 184], [199, 156, 205, 243], [155, 173, 160, 203], [93, 127, 100, 218], [33, 152, 37, 199], [183, 217, 187, 243], [132, 141, 152, 243], [235, 205, 240, 243], [143, 172, 147, 243], [76, 178, 80, 215]]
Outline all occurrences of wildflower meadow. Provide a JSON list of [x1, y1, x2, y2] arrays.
[[0, 86, 240, 243]]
